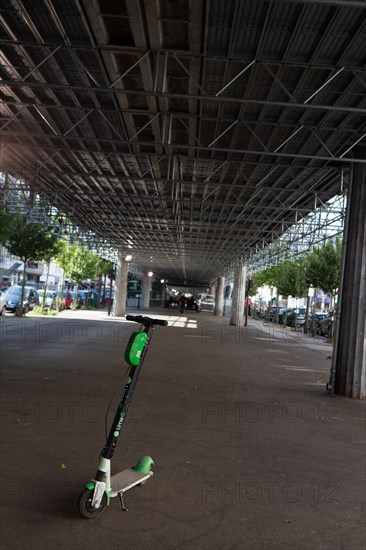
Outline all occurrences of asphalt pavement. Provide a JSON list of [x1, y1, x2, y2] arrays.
[[0, 308, 365, 550]]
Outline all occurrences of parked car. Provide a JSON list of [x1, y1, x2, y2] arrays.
[[253, 306, 265, 319], [77, 290, 89, 306], [286, 307, 306, 327], [102, 288, 115, 305], [2, 285, 40, 313], [277, 308, 287, 325], [319, 311, 334, 337], [267, 306, 286, 323], [0, 290, 7, 315], [197, 294, 215, 311], [313, 312, 329, 332], [37, 289, 58, 310]]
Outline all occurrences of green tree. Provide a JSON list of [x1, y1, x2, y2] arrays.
[[306, 239, 343, 301], [96, 258, 114, 306], [66, 246, 99, 283], [252, 260, 309, 322], [251, 269, 270, 295], [54, 241, 75, 303], [39, 234, 62, 313], [0, 210, 15, 243], [4, 216, 60, 315], [257, 263, 288, 299], [55, 242, 99, 285], [279, 259, 309, 299]]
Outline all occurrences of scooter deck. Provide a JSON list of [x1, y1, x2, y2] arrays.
[[110, 468, 153, 497]]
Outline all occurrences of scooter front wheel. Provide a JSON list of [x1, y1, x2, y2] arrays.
[[78, 487, 107, 519]]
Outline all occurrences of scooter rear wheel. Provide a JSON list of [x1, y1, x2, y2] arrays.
[[78, 487, 107, 519]]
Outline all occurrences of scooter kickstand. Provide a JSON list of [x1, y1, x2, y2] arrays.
[[118, 491, 128, 512]]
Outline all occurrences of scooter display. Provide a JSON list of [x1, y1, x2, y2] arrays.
[[78, 314, 168, 518]]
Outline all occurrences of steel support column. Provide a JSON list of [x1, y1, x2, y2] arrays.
[[214, 277, 225, 316], [230, 265, 247, 327], [331, 158, 366, 398], [113, 252, 128, 317]]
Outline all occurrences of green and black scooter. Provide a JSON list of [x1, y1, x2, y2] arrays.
[[78, 314, 168, 518]]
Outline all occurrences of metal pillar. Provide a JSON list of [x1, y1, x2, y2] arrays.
[[331, 159, 366, 398], [230, 265, 247, 326], [214, 276, 225, 316], [112, 252, 128, 317], [142, 273, 151, 310]]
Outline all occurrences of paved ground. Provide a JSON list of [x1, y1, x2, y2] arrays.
[[0, 308, 365, 550]]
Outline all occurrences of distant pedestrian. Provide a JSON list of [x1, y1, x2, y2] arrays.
[[178, 294, 186, 314], [64, 290, 73, 309]]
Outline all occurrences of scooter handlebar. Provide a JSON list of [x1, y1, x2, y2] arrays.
[[126, 315, 168, 327]]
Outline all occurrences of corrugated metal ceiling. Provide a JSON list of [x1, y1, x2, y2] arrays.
[[0, 0, 365, 284]]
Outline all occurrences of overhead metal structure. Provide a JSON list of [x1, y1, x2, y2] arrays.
[[0, 171, 120, 261], [1, 0, 365, 285], [248, 193, 347, 273]]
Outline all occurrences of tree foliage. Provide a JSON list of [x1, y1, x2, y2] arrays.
[[305, 238, 342, 296], [0, 210, 15, 244], [252, 262, 307, 298], [3, 215, 60, 315], [279, 259, 308, 298], [95, 257, 114, 278], [55, 242, 99, 283], [251, 238, 343, 301], [4, 215, 60, 265]]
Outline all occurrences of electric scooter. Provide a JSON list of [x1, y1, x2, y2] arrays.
[[78, 314, 168, 519]]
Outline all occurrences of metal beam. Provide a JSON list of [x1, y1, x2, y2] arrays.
[[1, 98, 363, 134], [2, 79, 366, 116], [2, 39, 366, 71], [3, 131, 365, 163]]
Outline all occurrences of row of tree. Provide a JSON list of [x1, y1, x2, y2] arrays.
[[250, 238, 343, 306], [1, 211, 343, 317], [0, 212, 114, 315]]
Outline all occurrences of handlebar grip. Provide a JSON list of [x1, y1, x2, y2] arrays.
[[126, 315, 168, 327], [126, 315, 138, 321], [152, 318, 168, 326]]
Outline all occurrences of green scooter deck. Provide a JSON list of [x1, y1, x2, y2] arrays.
[[110, 468, 153, 497]]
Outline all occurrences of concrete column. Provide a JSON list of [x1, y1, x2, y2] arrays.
[[331, 161, 366, 398], [112, 252, 128, 317], [230, 265, 247, 326], [163, 283, 169, 307], [214, 276, 225, 316], [142, 272, 151, 309], [209, 283, 216, 296]]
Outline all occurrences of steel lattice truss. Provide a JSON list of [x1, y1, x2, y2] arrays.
[[0, 0, 365, 284], [0, 172, 346, 281], [247, 193, 346, 274], [0, 172, 120, 261]]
